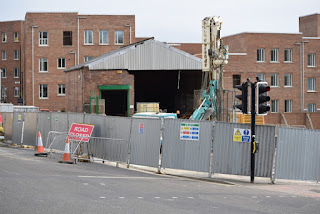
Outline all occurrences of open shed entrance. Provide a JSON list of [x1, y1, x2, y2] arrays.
[[99, 85, 130, 117]]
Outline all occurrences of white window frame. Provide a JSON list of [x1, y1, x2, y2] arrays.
[[39, 31, 48, 46], [57, 58, 66, 69], [14, 32, 19, 42], [257, 48, 265, 62], [271, 100, 279, 113], [14, 68, 19, 78], [270, 48, 279, 62], [308, 104, 316, 113], [39, 84, 48, 99], [271, 73, 279, 87], [2, 50, 6, 60], [39, 58, 48, 72], [99, 30, 109, 45], [308, 53, 315, 67], [84, 56, 93, 62], [115, 30, 124, 45], [14, 87, 19, 97], [257, 73, 265, 82], [84, 30, 93, 45], [1, 68, 6, 78], [284, 100, 292, 113], [284, 73, 292, 87], [2, 32, 7, 43], [284, 48, 292, 62], [14, 50, 19, 60], [57, 84, 65, 96], [308, 78, 316, 92]]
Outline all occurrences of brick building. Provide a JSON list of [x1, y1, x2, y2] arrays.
[[0, 12, 136, 111], [170, 13, 320, 128]]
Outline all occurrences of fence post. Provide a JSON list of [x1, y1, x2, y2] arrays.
[[271, 125, 279, 184], [208, 121, 216, 178], [126, 118, 133, 168]]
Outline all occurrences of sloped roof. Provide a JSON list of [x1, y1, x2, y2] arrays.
[[65, 38, 202, 72]]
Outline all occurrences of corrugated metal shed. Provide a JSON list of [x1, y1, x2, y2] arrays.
[[65, 38, 202, 72]]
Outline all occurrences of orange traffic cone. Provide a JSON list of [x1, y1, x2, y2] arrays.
[[35, 131, 48, 157], [58, 137, 74, 164]]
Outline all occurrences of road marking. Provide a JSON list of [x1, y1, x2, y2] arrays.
[[187, 197, 194, 199], [172, 197, 178, 199], [83, 183, 88, 185], [78, 176, 166, 180], [138, 197, 144, 199], [100, 197, 106, 199], [154, 197, 160, 199], [266, 196, 271, 198], [100, 183, 105, 186], [119, 197, 125, 199]]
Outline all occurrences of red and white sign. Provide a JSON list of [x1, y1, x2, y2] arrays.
[[68, 123, 94, 142], [0, 114, 2, 123]]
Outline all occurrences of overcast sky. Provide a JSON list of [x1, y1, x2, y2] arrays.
[[0, 0, 319, 43]]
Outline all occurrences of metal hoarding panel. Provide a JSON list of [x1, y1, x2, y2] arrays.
[[50, 112, 68, 132], [162, 119, 212, 172], [275, 127, 320, 181], [212, 122, 275, 177], [22, 113, 38, 146], [12, 112, 24, 145], [37, 112, 52, 148], [67, 113, 84, 130], [129, 118, 162, 168], [2, 112, 13, 141]]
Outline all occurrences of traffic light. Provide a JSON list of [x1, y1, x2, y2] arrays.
[[256, 82, 270, 115], [235, 82, 248, 114]]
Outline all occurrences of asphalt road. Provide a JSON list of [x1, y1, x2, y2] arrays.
[[0, 145, 319, 214]]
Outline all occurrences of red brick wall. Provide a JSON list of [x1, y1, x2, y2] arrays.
[[265, 112, 320, 129], [65, 67, 134, 115], [0, 20, 24, 105], [299, 14, 320, 37]]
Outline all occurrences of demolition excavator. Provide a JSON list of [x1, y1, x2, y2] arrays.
[[190, 16, 229, 120]]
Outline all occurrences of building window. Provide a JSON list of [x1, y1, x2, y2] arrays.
[[39, 31, 48, 46], [232, 75, 241, 88], [1, 68, 6, 78], [2, 32, 7, 42], [284, 100, 292, 113], [58, 58, 66, 69], [84, 56, 93, 62], [14, 68, 19, 78], [39, 58, 48, 72], [271, 74, 279, 87], [14, 87, 19, 97], [257, 48, 265, 62], [284, 48, 292, 62], [308, 78, 316, 91], [308, 104, 316, 113], [84, 30, 93, 44], [308, 53, 315, 67], [1, 50, 6, 60], [2, 87, 7, 101], [284, 73, 292, 87], [58, 84, 65, 96], [14, 50, 19, 60], [63, 31, 72, 46], [39, 84, 48, 98], [271, 100, 279, 113], [270, 48, 279, 62], [115, 30, 124, 44], [100, 30, 109, 44], [257, 73, 265, 82], [14, 32, 19, 42]]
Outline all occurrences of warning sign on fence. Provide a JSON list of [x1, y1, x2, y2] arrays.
[[233, 128, 251, 143], [68, 123, 94, 142]]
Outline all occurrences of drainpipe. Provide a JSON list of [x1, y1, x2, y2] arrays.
[[31, 25, 38, 106], [77, 17, 87, 65], [125, 24, 132, 44]]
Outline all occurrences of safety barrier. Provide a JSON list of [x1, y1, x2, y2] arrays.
[[3, 111, 320, 182]]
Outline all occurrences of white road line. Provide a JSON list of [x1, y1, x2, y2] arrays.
[[172, 197, 178, 199], [187, 197, 194, 199], [78, 176, 166, 179], [119, 197, 125, 199], [100, 197, 106, 199], [100, 183, 105, 185], [266, 196, 271, 198], [154, 197, 160, 199], [138, 197, 144, 199], [83, 183, 88, 185]]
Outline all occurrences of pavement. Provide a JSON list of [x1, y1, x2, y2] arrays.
[[2, 141, 320, 199]]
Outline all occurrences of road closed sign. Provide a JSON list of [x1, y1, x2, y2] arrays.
[[68, 123, 94, 142]]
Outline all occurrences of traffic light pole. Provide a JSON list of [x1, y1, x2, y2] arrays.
[[251, 82, 256, 183]]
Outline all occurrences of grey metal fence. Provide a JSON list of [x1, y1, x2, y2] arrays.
[[12, 112, 25, 144], [129, 118, 162, 168], [22, 113, 38, 146], [2, 112, 13, 141], [275, 127, 320, 181], [212, 122, 276, 178], [162, 119, 212, 172]]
